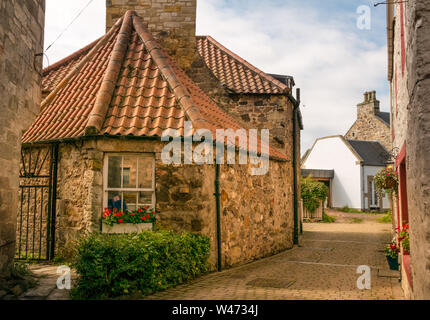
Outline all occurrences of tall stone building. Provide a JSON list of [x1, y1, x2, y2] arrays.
[[26, 0, 303, 269], [387, 0, 430, 299], [345, 90, 391, 150], [0, 1, 45, 275]]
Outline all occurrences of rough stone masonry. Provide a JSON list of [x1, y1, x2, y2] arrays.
[[405, 0, 430, 300], [0, 0, 45, 274]]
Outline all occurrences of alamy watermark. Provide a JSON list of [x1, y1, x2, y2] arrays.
[[57, 265, 71, 290], [161, 121, 270, 176], [356, 265, 371, 290], [357, 5, 371, 30]]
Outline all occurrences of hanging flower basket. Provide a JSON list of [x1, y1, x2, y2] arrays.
[[383, 176, 397, 189], [375, 167, 399, 197]]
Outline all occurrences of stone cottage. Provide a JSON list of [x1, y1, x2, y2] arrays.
[[0, 0, 45, 276], [20, 4, 302, 270], [345, 90, 391, 150], [386, 0, 430, 299]]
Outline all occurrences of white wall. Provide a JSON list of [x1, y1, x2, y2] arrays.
[[363, 165, 391, 210], [303, 136, 362, 209]]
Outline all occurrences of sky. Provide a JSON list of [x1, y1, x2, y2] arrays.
[[44, 0, 390, 154]]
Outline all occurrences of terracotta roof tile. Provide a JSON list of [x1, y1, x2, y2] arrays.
[[25, 11, 288, 161], [196, 36, 289, 94]]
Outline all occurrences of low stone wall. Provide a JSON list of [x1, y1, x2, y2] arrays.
[[52, 137, 294, 269]]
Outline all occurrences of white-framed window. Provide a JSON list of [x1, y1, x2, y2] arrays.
[[103, 153, 155, 212]]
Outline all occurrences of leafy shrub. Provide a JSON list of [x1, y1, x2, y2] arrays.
[[71, 230, 211, 299], [301, 177, 328, 213], [322, 213, 336, 223]]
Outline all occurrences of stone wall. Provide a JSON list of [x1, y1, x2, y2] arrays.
[[0, 0, 45, 274], [404, 0, 430, 300], [52, 137, 293, 269], [345, 91, 391, 150], [219, 160, 294, 266], [106, 0, 198, 71]]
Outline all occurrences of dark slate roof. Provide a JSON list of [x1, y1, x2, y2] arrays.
[[301, 169, 334, 179], [347, 140, 390, 166], [376, 112, 390, 125]]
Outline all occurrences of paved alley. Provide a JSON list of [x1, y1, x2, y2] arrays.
[[145, 211, 404, 300]]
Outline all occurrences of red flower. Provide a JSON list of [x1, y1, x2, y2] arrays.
[[118, 219, 123, 223], [144, 206, 149, 210], [146, 214, 151, 219], [142, 216, 146, 221], [138, 208, 143, 213], [131, 213, 135, 216]]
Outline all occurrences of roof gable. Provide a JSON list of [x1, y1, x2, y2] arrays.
[[196, 36, 289, 94]]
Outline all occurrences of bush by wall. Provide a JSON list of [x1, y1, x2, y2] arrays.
[[301, 176, 329, 213], [71, 230, 210, 299]]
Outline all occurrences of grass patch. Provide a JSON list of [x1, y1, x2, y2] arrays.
[[350, 218, 363, 224], [322, 213, 336, 223], [339, 206, 362, 213], [378, 212, 393, 223], [339, 206, 385, 215]]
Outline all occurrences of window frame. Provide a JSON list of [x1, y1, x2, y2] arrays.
[[103, 153, 156, 212]]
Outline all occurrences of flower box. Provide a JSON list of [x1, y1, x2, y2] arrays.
[[102, 223, 153, 234]]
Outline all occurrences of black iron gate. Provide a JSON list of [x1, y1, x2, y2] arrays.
[[16, 144, 58, 261]]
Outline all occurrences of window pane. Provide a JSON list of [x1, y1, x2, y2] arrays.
[[123, 192, 138, 211], [138, 157, 153, 189], [138, 191, 153, 206], [107, 191, 122, 211], [122, 156, 137, 188], [108, 156, 121, 188]]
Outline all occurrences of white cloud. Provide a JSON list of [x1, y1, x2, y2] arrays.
[[44, 0, 105, 67], [197, 0, 390, 153]]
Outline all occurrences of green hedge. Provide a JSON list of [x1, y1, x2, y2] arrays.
[[301, 177, 328, 213], [71, 230, 211, 299]]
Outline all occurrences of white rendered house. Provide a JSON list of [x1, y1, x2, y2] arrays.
[[302, 135, 390, 211]]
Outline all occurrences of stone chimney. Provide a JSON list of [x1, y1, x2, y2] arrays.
[[106, 0, 198, 70], [357, 90, 380, 119]]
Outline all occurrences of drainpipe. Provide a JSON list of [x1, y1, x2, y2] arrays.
[[291, 88, 300, 245], [214, 164, 222, 271], [48, 143, 59, 260]]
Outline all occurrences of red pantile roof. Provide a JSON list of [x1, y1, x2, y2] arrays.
[[24, 11, 288, 161], [42, 39, 98, 93], [196, 36, 289, 94]]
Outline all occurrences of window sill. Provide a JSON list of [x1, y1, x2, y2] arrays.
[[102, 223, 153, 234]]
